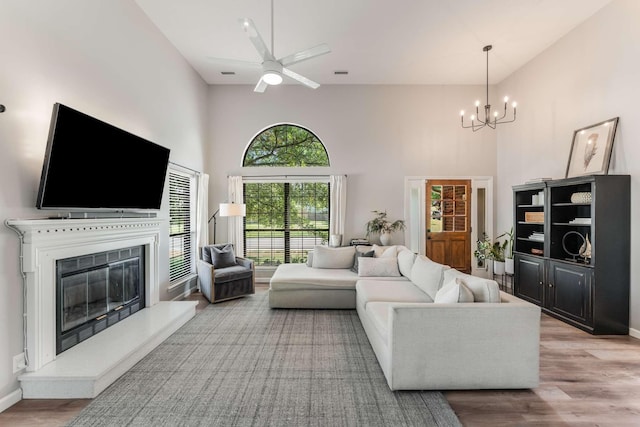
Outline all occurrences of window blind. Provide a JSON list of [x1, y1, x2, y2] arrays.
[[169, 171, 193, 282]]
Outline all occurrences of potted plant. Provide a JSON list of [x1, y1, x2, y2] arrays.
[[498, 227, 515, 275], [365, 210, 406, 245], [489, 238, 508, 275], [473, 233, 492, 268]]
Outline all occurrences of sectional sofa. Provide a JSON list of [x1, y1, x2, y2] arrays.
[[269, 244, 541, 390]]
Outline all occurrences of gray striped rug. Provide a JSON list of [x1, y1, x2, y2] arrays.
[[67, 291, 461, 426]]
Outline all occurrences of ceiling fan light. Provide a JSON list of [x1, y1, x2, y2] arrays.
[[263, 72, 283, 85]]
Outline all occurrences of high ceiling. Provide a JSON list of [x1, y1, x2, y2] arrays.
[[134, 0, 612, 86]]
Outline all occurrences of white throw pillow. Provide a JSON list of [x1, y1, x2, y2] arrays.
[[410, 255, 450, 299], [397, 249, 416, 279], [312, 245, 355, 269], [306, 251, 314, 267], [434, 278, 474, 303], [358, 257, 401, 277], [442, 269, 501, 303], [372, 244, 397, 258]]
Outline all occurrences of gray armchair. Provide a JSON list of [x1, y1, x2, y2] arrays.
[[197, 244, 255, 303]]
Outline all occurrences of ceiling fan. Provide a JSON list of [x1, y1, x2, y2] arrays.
[[208, 0, 330, 93]]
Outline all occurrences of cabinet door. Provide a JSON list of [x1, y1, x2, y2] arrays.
[[547, 261, 592, 325], [514, 254, 544, 305]]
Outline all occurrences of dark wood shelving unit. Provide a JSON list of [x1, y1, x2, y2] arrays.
[[512, 175, 630, 335]]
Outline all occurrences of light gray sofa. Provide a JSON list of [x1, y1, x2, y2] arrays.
[[269, 244, 541, 391]]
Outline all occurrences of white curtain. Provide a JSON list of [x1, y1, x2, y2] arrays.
[[196, 173, 209, 251], [227, 175, 244, 256], [329, 175, 347, 237]]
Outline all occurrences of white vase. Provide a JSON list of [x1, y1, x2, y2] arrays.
[[380, 232, 392, 246], [493, 260, 505, 275], [505, 258, 514, 275]]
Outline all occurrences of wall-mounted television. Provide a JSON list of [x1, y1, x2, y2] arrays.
[[36, 103, 171, 211]]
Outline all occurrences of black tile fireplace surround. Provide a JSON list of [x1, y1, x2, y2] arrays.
[[57, 245, 145, 354]]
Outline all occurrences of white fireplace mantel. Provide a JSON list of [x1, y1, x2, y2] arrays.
[[6, 217, 165, 371]]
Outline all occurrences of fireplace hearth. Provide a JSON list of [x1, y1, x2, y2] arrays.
[[57, 245, 145, 354]]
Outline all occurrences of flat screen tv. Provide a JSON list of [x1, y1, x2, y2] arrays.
[[36, 103, 171, 211]]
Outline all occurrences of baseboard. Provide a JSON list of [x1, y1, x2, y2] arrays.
[[171, 286, 198, 301], [629, 327, 640, 339], [0, 388, 22, 413]]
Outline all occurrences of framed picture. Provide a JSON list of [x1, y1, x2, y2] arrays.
[[565, 117, 619, 178]]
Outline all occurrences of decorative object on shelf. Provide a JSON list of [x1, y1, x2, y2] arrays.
[[538, 190, 545, 206], [525, 212, 544, 223], [350, 238, 370, 246], [579, 233, 592, 261], [566, 117, 619, 178], [460, 45, 517, 132], [365, 210, 406, 245], [531, 248, 544, 255], [531, 194, 539, 205], [528, 232, 545, 241], [570, 192, 592, 204], [569, 217, 592, 225], [561, 230, 586, 262]]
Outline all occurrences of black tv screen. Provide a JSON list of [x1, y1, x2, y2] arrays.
[[37, 103, 170, 210]]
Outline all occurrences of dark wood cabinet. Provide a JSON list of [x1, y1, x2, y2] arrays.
[[513, 175, 629, 335], [547, 260, 592, 325], [514, 254, 544, 305]]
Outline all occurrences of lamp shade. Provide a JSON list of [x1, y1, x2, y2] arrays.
[[219, 202, 246, 217]]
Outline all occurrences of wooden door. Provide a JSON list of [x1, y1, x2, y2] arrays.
[[426, 180, 471, 273]]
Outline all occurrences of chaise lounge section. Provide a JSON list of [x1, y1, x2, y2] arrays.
[[269, 244, 541, 390]]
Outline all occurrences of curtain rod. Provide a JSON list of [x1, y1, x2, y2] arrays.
[[169, 161, 202, 175]]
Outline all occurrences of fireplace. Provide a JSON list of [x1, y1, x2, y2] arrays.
[[6, 217, 163, 371], [57, 245, 145, 354]]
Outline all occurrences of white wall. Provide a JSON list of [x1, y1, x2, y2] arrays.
[[0, 1, 208, 405], [207, 84, 497, 245], [496, 0, 640, 333]]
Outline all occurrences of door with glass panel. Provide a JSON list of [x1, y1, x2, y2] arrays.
[[426, 180, 471, 273]]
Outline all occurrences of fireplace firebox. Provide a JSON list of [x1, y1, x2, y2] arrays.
[[57, 245, 145, 354]]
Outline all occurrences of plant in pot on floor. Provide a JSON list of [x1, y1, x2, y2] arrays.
[[365, 210, 406, 245], [489, 238, 508, 275], [498, 227, 515, 275]]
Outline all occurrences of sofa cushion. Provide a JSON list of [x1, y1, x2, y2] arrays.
[[442, 269, 501, 303], [203, 243, 237, 269], [306, 251, 314, 267], [397, 249, 416, 279], [410, 255, 450, 299], [356, 280, 433, 307], [358, 257, 400, 277], [213, 265, 254, 283], [312, 245, 355, 269], [351, 249, 375, 273], [434, 278, 474, 303]]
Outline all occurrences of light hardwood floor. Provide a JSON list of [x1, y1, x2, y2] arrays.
[[2, 286, 639, 427]]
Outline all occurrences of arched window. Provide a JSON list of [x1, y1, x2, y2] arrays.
[[243, 124, 329, 167], [242, 124, 330, 265]]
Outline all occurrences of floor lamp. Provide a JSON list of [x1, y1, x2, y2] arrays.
[[208, 202, 246, 243]]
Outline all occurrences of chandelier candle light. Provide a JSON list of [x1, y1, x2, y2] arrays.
[[460, 45, 517, 132]]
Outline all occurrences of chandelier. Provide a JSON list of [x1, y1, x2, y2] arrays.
[[460, 45, 517, 132]]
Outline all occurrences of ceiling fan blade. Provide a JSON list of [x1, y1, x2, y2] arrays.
[[206, 57, 262, 69], [238, 18, 274, 61], [282, 67, 320, 89], [254, 76, 268, 93], [279, 43, 331, 67]]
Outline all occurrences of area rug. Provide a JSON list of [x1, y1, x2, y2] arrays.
[[67, 291, 461, 426]]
